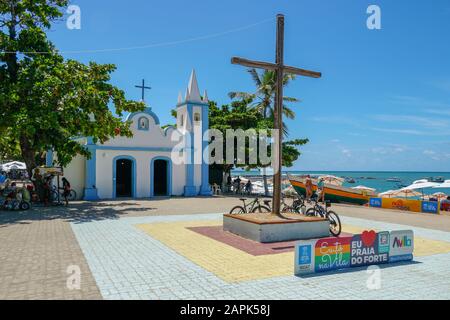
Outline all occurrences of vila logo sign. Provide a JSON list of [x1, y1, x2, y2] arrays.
[[393, 235, 412, 248], [389, 230, 414, 263]]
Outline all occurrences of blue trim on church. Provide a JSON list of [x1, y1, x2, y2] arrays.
[[200, 102, 212, 195], [126, 107, 160, 125]]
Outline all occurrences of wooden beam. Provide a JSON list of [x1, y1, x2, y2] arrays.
[[283, 66, 322, 78], [231, 57, 322, 78], [231, 57, 277, 70]]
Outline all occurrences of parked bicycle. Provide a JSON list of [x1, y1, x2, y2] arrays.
[[51, 185, 77, 203], [229, 197, 271, 214], [291, 194, 307, 214], [305, 199, 342, 236]]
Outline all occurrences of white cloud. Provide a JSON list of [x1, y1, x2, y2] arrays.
[[371, 114, 449, 129]]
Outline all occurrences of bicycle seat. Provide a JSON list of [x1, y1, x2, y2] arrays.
[[263, 200, 271, 205], [239, 198, 247, 201]]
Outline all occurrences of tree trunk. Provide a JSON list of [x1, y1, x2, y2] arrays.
[[19, 135, 36, 179], [262, 167, 269, 197]]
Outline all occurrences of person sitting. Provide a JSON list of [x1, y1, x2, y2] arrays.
[[441, 196, 450, 212]]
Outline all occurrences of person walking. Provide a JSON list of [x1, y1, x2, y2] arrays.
[[62, 177, 72, 206]]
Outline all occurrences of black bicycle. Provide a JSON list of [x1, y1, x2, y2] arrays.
[[291, 194, 307, 214], [305, 199, 342, 236], [229, 197, 271, 214]]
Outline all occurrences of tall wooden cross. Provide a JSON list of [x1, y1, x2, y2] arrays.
[[231, 14, 321, 217], [135, 79, 152, 102]]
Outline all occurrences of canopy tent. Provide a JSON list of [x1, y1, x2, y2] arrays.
[[0, 161, 26, 172], [402, 180, 440, 190]]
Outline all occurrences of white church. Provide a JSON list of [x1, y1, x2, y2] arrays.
[[47, 70, 212, 200]]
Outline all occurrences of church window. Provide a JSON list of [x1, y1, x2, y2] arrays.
[[194, 112, 201, 123], [138, 117, 149, 131], [180, 115, 184, 126]]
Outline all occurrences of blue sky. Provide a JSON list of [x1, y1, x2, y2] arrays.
[[47, 0, 450, 171]]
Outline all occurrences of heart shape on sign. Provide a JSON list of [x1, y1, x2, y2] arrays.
[[361, 230, 377, 247]]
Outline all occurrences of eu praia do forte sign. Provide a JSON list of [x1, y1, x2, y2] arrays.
[[295, 230, 414, 275]]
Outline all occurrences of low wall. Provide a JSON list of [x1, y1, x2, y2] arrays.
[[369, 197, 440, 214]]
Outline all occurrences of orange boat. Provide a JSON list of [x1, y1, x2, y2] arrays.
[[289, 175, 375, 205]]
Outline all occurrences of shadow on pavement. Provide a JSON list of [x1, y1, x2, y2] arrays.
[[0, 200, 157, 227], [296, 260, 422, 278]]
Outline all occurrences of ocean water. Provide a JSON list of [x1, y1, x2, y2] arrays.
[[231, 170, 450, 195]]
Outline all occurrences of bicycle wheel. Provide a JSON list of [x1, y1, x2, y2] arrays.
[[229, 206, 245, 214], [251, 205, 271, 213], [305, 207, 317, 217], [51, 190, 59, 202], [68, 190, 77, 201], [327, 211, 342, 236]]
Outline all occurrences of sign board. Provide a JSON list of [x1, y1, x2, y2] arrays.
[[350, 231, 389, 267], [295, 230, 414, 275], [314, 236, 352, 272], [369, 198, 382, 208], [382, 198, 422, 213], [389, 230, 414, 263], [421, 201, 439, 214], [294, 239, 317, 275]]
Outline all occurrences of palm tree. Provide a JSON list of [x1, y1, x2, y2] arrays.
[[228, 68, 300, 196]]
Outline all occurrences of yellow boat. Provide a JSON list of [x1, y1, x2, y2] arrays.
[[289, 175, 375, 205]]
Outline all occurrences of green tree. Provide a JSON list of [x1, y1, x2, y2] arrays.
[[0, 0, 144, 176], [228, 68, 298, 136], [228, 68, 304, 195], [190, 99, 308, 187]]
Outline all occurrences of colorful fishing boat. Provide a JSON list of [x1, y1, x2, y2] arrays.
[[288, 175, 376, 205]]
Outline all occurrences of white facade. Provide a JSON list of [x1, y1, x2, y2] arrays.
[[55, 70, 211, 200]]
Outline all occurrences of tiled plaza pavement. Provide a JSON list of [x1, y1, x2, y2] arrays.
[[1, 197, 449, 300], [71, 213, 450, 300]]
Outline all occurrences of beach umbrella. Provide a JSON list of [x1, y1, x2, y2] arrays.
[[352, 185, 376, 192], [389, 189, 422, 198], [432, 180, 450, 189], [379, 190, 396, 198], [432, 192, 447, 200]]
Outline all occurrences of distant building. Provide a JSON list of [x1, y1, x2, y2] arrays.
[[47, 70, 211, 200]]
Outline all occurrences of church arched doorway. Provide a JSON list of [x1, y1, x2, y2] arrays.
[[151, 157, 171, 197], [114, 157, 135, 198]]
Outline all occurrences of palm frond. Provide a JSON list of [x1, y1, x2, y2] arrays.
[[282, 105, 296, 119], [282, 96, 300, 103], [247, 68, 262, 87], [228, 91, 255, 100]]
